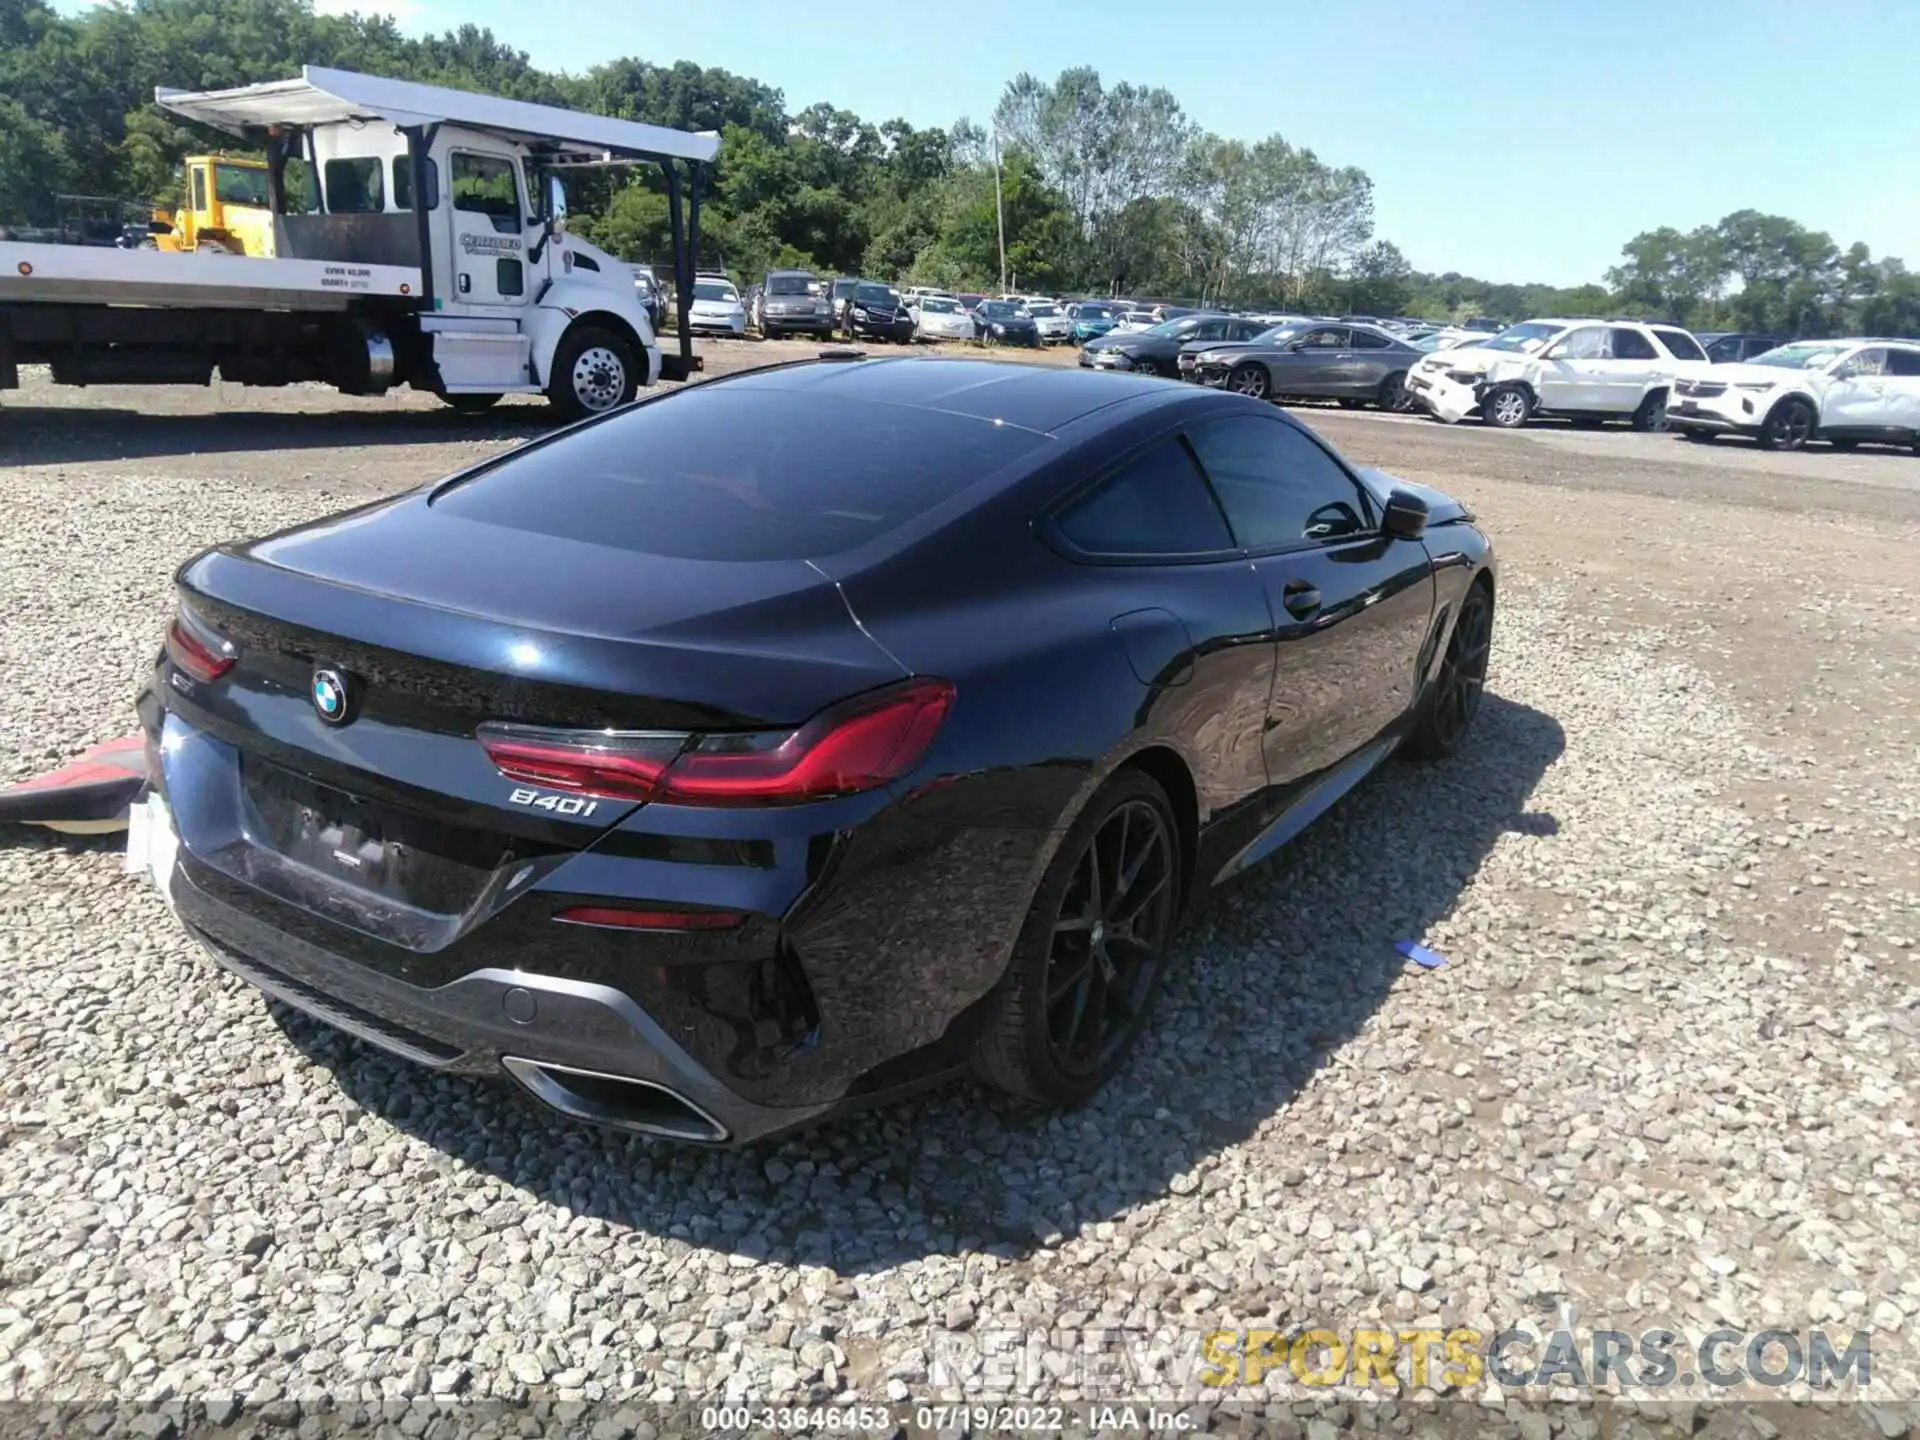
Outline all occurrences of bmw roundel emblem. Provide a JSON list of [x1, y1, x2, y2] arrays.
[[311, 667, 352, 726]]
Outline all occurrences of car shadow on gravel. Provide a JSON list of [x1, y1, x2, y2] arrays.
[[0, 405, 554, 464], [269, 690, 1563, 1273]]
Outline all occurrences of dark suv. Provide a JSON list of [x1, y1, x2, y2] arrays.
[[1700, 332, 1789, 364], [839, 280, 914, 344], [754, 269, 835, 338]]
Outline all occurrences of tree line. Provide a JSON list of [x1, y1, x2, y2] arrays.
[[3, 0, 1912, 335]]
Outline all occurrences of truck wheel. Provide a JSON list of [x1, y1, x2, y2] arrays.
[[1481, 384, 1530, 429], [443, 393, 502, 415], [548, 326, 639, 421], [1630, 389, 1670, 432]]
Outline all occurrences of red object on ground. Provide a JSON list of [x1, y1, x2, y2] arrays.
[[0, 734, 148, 832]]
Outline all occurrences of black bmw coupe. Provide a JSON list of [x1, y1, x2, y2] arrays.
[[140, 357, 1495, 1144]]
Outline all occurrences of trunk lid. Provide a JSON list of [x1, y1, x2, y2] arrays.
[[163, 494, 904, 947]]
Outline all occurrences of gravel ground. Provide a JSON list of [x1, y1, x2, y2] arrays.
[[2, 356, 1918, 1438]]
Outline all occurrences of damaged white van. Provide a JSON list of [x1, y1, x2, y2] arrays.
[[1406, 318, 1709, 430]]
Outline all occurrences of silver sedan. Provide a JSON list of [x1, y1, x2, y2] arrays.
[[910, 295, 976, 343]]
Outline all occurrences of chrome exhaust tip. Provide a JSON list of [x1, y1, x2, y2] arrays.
[[500, 1057, 729, 1144]]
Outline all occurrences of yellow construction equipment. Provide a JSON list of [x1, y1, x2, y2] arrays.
[[152, 156, 277, 256]]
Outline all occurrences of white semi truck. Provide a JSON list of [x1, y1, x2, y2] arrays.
[[0, 67, 719, 418]]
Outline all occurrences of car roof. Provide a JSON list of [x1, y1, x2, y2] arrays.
[[714, 357, 1184, 435]]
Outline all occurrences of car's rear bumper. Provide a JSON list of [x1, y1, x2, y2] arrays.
[[142, 702, 1065, 1144], [174, 865, 818, 1142]]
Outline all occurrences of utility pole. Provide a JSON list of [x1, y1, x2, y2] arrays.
[[992, 135, 1008, 296]]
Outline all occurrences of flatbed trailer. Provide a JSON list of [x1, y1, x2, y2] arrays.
[[0, 66, 716, 417]]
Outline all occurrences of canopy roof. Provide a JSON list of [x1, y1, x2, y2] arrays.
[[156, 66, 719, 166]]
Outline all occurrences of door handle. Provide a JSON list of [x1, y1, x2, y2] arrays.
[[1282, 581, 1322, 619]]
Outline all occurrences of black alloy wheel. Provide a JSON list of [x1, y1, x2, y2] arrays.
[[975, 771, 1179, 1105], [1759, 397, 1815, 451], [1043, 797, 1176, 1078], [1407, 582, 1493, 760]]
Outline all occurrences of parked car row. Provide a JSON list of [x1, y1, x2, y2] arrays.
[[1109, 314, 1430, 414], [1402, 319, 1920, 452]]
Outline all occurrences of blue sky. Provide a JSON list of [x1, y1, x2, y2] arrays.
[[89, 0, 1920, 285]]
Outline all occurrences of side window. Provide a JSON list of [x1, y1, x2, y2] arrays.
[[323, 157, 384, 214], [451, 152, 522, 235], [1192, 318, 1229, 342], [1350, 328, 1393, 350], [1055, 439, 1236, 558], [1653, 329, 1707, 362], [1550, 327, 1608, 360], [190, 165, 207, 215], [1839, 348, 1888, 378], [1707, 335, 1742, 363], [1187, 416, 1371, 552], [1885, 349, 1920, 378], [1609, 327, 1658, 361], [1299, 327, 1347, 349], [1228, 319, 1264, 341], [390, 157, 437, 211]]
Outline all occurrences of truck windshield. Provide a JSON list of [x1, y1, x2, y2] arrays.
[[767, 275, 811, 296]]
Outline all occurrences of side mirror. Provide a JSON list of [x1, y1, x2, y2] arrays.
[[546, 173, 568, 234], [1381, 487, 1429, 540]]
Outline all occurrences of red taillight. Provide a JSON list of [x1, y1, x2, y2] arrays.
[[662, 678, 953, 806], [476, 728, 684, 802], [476, 679, 953, 808], [166, 611, 236, 682], [554, 905, 744, 931]]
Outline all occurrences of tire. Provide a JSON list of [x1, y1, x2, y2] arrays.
[[1226, 362, 1270, 400], [1630, 389, 1670, 432], [1480, 384, 1530, 429], [1758, 397, 1815, 451], [1405, 580, 1493, 761], [1377, 371, 1413, 412], [442, 393, 502, 415], [195, 238, 234, 255], [546, 325, 640, 422], [973, 769, 1181, 1107]]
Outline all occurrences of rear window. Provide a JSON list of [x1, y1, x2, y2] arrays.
[[433, 387, 1048, 562]]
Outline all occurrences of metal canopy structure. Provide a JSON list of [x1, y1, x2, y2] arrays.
[[156, 67, 720, 166], [156, 67, 714, 380]]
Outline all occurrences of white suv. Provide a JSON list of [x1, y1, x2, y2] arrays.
[[1668, 338, 1920, 452], [1407, 318, 1709, 430]]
